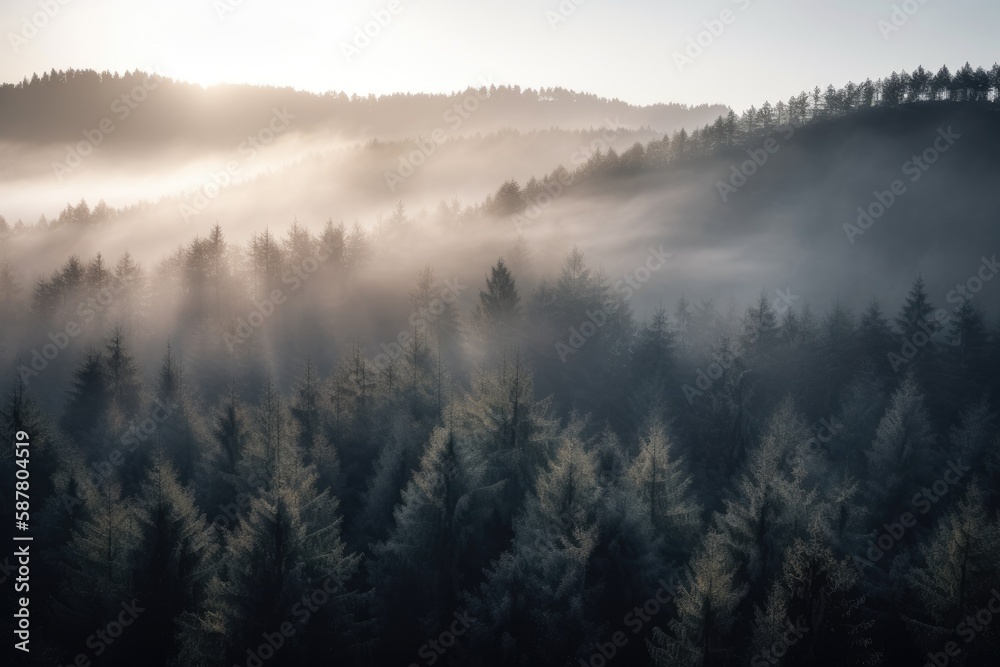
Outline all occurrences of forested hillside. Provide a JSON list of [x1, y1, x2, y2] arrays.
[[1, 62, 1000, 667], [0, 68, 724, 145]]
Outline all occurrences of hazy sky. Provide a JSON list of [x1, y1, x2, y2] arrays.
[[2, 0, 996, 109]]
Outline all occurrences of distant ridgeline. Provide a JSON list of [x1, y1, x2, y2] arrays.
[[0, 67, 723, 145], [2, 63, 997, 235]]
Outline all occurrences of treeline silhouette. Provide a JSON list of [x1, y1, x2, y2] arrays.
[[0, 67, 724, 146], [4, 63, 997, 238], [483, 62, 1000, 216], [2, 218, 1000, 666]]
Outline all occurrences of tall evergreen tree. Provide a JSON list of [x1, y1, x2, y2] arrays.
[[864, 373, 935, 508], [466, 427, 603, 666], [371, 428, 499, 660], [454, 355, 559, 527], [192, 442, 363, 665], [907, 481, 1000, 658], [648, 530, 747, 666], [626, 414, 701, 553], [716, 398, 817, 599], [474, 258, 522, 350], [131, 454, 218, 665]]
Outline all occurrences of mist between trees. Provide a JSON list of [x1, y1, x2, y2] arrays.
[[2, 61, 1000, 666], [1, 209, 999, 666]]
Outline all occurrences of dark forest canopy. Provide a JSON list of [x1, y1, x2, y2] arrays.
[[2, 214, 1000, 665]]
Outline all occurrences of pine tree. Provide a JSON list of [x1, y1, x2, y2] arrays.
[[197, 390, 251, 518], [290, 359, 340, 490], [931, 65, 952, 100], [131, 454, 218, 664], [892, 276, 940, 377], [648, 531, 747, 666], [55, 466, 142, 656], [194, 445, 362, 665], [345, 221, 371, 267], [403, 326, 437, 419], [1, 375, 58, 513], [750, 521, 878, 666], [318, 219, 345, 273], [409, 266, 462, 370], [716, 398, 817, 598], [474, 258, 521, 350], [61, 349, 110, 447], [858, 300, 895, 380], [816, 302, 858, 408], [909, 482, 1000, 632], [741, 290, 780, 358], [947, 398, 995, 473], [371, 428, 499, 658], [454, 355, 559, 525], [112, 251, 145, 336], [864, 373, 935, 508], [85, 252, 111, 293], [105, 325, 143, 419], [237, 375, 298, 493], [153, 344, 208, 484], [626, 414, 700, 552], [329, 344, 380, 503], [283, 219, 315, 267], [0, 259, 22, 314], [248, 228, 284, 297], [628, 308, 676, 419], [355, 414, 423, 546], [942, 298, 991, 414], [831, 367, 886, 477], [466, 427, 603, 665], [532, 247, 633, 424]]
